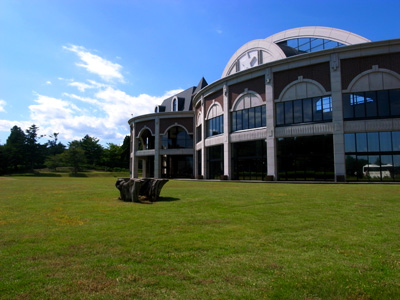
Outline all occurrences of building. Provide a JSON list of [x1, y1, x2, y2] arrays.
[[129, 26, 400, 182]]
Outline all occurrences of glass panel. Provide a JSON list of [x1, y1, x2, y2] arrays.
[[367, 155, 381, 181], [303, 98, 312, 122], [284, 101, 293, 124], [287, 39, 299, 49], [236, 110, 243, 131], [389, 89, 400, 116], [381, 155, 393, 180], [357, 155, 369, 181], [254, 106, 261, 128], [249, 107, 255, 129], [365, 91, 378, 118], [393, 131, 400, 151], [322, 97, 332, 120], [262, 105, 266, 127], [393, 155, 400, 181], [379, 132, 392, 152], [356, 133, 367, 152], [298, 38, 311, 52], [343, 94, 353, 119], [276, 103, 284, 125], [377, 90, 390, 117], [345, 155, 358, 180], [293, 100, 303, 123], [231, 112, 237, 132], [353, 93, 365, 118], [313, 97, 322, 121], [367, 132, 379, 152], [344, 133, 356, 152], [242, 109, 249, 130]]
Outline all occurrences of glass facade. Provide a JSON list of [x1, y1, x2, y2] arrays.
[[278, 38, 345, 54], [161, 126, 193, 149], [344, 131, 400, 181], [277, 135, 334, 181], [232, 140, 266, 180], [208, 145, 224, 179], [161, 155, 193, 178], [343, 89, 400, 120], [206, 115, 224, 137], [276, 96, 332, 126], [231, 105, 266, 132]]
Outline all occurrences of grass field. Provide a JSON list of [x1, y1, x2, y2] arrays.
[[1, 176, 399, 299]]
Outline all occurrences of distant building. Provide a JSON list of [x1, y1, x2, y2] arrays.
[[129, 26, 400, 182]]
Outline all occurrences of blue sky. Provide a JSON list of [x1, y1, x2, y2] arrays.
[[1, 0, 399, 146]]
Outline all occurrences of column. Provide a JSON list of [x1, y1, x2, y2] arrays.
[[330, 53, 346, 182], [200, 96, 206, 178], [154, 116, 161, 178], [265, 68, 277, 180], [130, 123, 139, 178], [223, 83, 231, 179]]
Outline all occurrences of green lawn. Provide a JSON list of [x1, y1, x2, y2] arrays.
[[1, 177, 399, 299]]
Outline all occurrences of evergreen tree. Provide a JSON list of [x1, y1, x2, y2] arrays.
[[62, 141, 86, 174], [25, 124, 46, 171], [5, 125, 26, 171], [80, 135, 103, 167]]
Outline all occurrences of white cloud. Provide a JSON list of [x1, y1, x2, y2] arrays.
[[46, 81, 52, 85], [0, 99, 6, 112], [17, 87, 183, 144], [63, 45, 124, 82], [68, 80, 109, 92]]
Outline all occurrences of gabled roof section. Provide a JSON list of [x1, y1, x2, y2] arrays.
[[193, 77, 208, 95]]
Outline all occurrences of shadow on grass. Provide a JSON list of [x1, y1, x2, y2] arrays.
[[68, 173, 88, 177], [157, 196, 180, 202]]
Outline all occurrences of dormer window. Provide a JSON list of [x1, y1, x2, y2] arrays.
[[155, 106, 159, 113], [172, 98, 178, 111]]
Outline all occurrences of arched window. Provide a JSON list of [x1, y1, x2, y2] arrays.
[[206, 103, 224, 137], [231, 92, 266, 132], [138, 129, 154, 150], [161, 126, 193, 149], [172, 98, 178, 112]]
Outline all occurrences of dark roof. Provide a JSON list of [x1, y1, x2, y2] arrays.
[[157, 78, 208, 113], [276, 43, 307, 57], [193, 77, 208, 95]]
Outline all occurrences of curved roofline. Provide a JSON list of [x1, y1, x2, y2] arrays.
[[221, 39, 286, 78], [265, 26, 370, 45], [221, 26, 370, 79]]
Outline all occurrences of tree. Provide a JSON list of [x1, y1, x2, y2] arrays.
[[62, 141, 86, 174], [47, 133, 66, 156], [25, 124, 46, 170], [0, 145, 8, 174], [103, 143, 122, 170], [5, 125, 26, 171], [120, 135, 130, 168], [80, 135, 103, 167]]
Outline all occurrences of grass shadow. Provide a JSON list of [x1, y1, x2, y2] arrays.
[[156, 196, 180, 202], [68, 173, 88, 177]]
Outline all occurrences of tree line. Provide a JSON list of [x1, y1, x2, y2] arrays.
[[0, 124, 130, 175]]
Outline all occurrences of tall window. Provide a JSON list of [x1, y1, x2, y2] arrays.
[[172, 98, 178, 112], [206, 115, 224, 137], [276, 96, 332, 126]]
